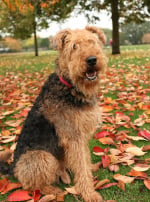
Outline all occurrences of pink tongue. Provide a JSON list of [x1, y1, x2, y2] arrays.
[[88, 72, 95, 77]]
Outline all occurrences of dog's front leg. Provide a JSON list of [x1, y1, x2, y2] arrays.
[[66, 140, 103, 202]]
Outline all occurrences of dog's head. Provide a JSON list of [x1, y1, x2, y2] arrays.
[[51, 26, 107, 96]]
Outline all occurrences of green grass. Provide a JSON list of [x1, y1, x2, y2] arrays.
[[0, 45, 150, 202]]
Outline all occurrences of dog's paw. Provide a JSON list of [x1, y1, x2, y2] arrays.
[[83, 192, 103, 202]]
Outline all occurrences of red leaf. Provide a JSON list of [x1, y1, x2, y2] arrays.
[[98, 182, 117, 189], [144, 179, 150, 190], [32, 190, 41, 201], [1, 182, 22, 194], [93, 146, 104, 153], [7, 190, 32, 201], [94, 130, 110, 139], [138, 130, 150, 141], [102, 155, 111, 168]]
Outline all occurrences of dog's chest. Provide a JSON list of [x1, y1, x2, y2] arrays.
[[52, 104, 101, 142]]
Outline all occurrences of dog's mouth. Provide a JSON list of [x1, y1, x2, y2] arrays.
[[85, 71, 97, 81]]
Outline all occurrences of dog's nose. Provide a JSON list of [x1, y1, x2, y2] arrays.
[[86, 56, 97, 66]]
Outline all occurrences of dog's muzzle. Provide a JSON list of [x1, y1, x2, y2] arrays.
[[85, 56, 97, 81]]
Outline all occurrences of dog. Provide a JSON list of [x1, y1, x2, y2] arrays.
[[0, 26, 107, 202]]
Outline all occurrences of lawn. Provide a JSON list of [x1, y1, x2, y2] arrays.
[[0, 45, 150, 202]]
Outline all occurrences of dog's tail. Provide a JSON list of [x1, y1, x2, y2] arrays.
[[0, 150, 13, 175]]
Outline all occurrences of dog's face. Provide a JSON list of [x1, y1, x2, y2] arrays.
[[52, 26, 107, 96]]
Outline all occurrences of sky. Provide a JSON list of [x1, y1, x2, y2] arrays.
[[38, 10, 112, 38]]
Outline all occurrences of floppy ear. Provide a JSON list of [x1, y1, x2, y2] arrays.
[[50, 29, 71, 50], [86, 26, 106, 45]]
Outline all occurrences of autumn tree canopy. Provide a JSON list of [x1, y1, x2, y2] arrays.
[[1, 0, 77, 56]]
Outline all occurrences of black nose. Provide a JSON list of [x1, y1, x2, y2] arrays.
[[86, 56, 97, 66]]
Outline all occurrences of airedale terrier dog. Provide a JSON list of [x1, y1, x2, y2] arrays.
[[0, 26, 107, 202]]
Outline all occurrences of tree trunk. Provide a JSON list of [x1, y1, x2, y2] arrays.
[[111, 0, 120, 54], [33, 20, 38, 56]]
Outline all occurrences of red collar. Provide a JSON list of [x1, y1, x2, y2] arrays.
[[59, 76, 72, 88]]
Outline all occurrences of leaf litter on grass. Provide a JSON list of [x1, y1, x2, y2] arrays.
[[0, 52, 150, 201]]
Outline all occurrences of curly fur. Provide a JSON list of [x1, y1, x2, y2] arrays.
[[0, 26, 107, 202]]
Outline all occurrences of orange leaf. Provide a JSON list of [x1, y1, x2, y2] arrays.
[[127, 169, 148, 178], [1, 182, 22, 194], [0, 178, 9, 192], [102, 105, 113, 112], [142, 145, 150, 151], [117, 180, 125, 191], [144, 179, 150, 190], [113, 174, 134, 183], [99, 137, 114, 145]]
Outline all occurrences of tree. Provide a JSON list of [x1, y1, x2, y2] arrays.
[[120, 21, 150, 45], [1, 0, 78, 56], [78, 0, 149, 54]]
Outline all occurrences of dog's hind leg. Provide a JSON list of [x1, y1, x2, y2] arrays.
[[14, 150, 61, 195]]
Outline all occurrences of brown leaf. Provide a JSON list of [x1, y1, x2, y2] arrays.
[[142, 145, 150, 151], [113, 174, 134, 183], [95, 179, 110, 189], [65, 186, 78, 195], [37, 194, 56, 202], [1, 136, 16, 143]]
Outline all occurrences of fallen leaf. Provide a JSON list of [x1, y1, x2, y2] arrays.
[[144, 179, 150, 190], [133, 164, 150, 172], [7, 190, 32, 201], [65, 186, 78, 195], [0, 178, 9, 192], [32, 190, 41, 201], [127, 169, 148, 178], [110, 148, 121, 155], [38, 194, 56, 202], [138, 129, 150, 141], [99, 137, 114, 145], [102, 105, 113, 112], [125, 146, 146, 156], [127, 135, 146, 141], [102, 155, 111, 168], [94, 131, 110, 139], [142, 145, 150, 151], [117, 180, 125, 191], [108, 164, 119, 172], [1, 182, 22, 194], [113, 174, 134, 183], [95, 179, 110, 189], [1, 136, 16, 143], [98, 182, 117, 189], [93, 146, 104, 153]]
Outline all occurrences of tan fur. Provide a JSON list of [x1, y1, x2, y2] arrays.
[[15, 26, 107, 202]]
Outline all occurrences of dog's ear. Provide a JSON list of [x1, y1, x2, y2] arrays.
[[50, 29, 71, 50], [86, 26, 106, 45]]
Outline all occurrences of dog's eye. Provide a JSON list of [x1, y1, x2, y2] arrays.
[[73, 44, 76, 50]]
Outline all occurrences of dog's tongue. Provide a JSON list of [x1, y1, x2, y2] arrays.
[[87, 72, 95, 77]]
